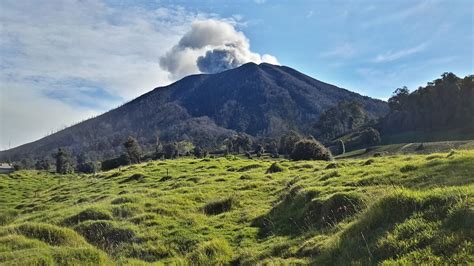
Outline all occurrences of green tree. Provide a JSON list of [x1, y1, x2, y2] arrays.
[[315, 101, 369, 141], [163, 142, 179, 159], [55, 148, 73, 174], [35, 159, 50, 171]]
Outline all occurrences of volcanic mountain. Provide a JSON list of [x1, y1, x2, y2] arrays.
[[1, 63, 388, 161]]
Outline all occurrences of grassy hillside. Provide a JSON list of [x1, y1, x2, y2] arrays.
[[336, 140, 474, 159], [1, 150, 473, 265]]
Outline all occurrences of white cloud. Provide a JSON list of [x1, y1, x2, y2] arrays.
[[160, 19, 279, 79], [372, 42, 427, 63], [0, 1, 278, 149], [0, 1, 204, 148]]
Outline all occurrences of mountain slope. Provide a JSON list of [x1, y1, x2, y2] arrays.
[[1, 63, 387, 161]]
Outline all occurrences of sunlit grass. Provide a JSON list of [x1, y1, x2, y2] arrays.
[[1, 151, 473, 264]]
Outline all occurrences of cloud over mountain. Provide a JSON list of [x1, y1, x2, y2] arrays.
[[160, 19, 278, 78]]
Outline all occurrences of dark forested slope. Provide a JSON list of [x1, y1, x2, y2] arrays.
[[0, 63, 387, 161], [381, 73, 474, 135]]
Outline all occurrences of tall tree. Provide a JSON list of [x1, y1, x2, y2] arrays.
[[55, 148, 73, 174], [314, 101, 369, 141]]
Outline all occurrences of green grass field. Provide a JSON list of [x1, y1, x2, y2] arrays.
[[1, 150, 473, 265]]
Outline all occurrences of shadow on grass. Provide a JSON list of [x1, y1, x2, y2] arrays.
[[251, 187, 365, 238]]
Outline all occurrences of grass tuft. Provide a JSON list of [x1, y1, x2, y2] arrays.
[[62, 208, 112, 226], [187, 239, 233, 265], [203, 197, 236, 215], [266, 163, 285, 173]]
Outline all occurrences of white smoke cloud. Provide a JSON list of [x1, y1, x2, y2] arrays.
[[160, 19, 279, 78]]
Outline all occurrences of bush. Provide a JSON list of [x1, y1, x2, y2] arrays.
[[203, 197, 236, 215], [187, 239, 233, 265], [266, 163, 285, 173], [290, 139, 333, 161], [76, 161, 99, 174], [101, 154, 130, 171]]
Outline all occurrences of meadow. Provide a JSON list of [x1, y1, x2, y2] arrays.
[[1, 149, 473, 265]]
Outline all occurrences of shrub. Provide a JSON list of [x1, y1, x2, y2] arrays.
[[76, 161, 99, 174], [101, 154, 130, 171], [290, 139, 333, 161], [187, 239, 233, 265], [62, 208, 112, 226], [203, 197, 236, 215], [266, 163, 285, 173]]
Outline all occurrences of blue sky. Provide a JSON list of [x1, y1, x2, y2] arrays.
[[0, 0, 473, 149]]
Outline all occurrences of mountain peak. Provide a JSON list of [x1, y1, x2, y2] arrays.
[[0, 64, 388, 161]]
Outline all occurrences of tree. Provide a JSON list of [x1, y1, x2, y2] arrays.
[[254, 144, 264, 157], [225, 133, 253, 154], [193, 146, 205, 158], [35, 159, 50, 171], [163, 142, 179, 159], [290, 139, 332, 161], [336, 139, 345, 155], [263, 138, 279, 156], [388, 87, 410, 111], [314, 101, 368, 141], [76, 161, 99, 174], [382, 73, 473, 133], [55, 148, 73, 174], [123, 136, 142, 164], [279, 130, 301, 156]]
